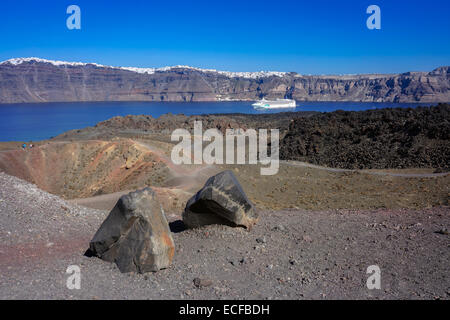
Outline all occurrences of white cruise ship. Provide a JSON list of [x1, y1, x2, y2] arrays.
[[252, 98, 296, 109]]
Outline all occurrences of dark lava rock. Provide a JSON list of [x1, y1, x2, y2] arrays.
[[280, 104, 450, 169], [183, 170, 258, 229], [89, 188, 175, 273]]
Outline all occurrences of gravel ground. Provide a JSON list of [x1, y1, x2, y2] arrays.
[[0, 172, 449, 300]]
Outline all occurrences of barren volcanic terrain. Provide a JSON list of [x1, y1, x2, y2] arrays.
[[0, 105, 448, 299], [0, 139, 171, 199], [0, 172, 448, 300]]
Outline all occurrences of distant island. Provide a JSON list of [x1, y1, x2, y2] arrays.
[[0, 57, 449, 104]]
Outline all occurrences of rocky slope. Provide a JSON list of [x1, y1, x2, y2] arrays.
[[1, 171, 449, 300], [53, 104, 450, 171], [280, 104, 450, 169], [0, 58, 448, 103], [1, 137, 448, 211], [0, 139, 170, 199], [53, 111, 315, 141]]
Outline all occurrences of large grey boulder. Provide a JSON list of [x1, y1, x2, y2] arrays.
[[183, 170, 257, 229], [89, 188, 175, 273]]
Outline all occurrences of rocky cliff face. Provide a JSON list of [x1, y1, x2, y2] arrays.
[[0, 58, 448, 103]]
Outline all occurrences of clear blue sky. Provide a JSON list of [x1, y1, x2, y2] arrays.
[[0, 0, 449, 74]]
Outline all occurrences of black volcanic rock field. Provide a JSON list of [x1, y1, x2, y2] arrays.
[[280, 104, 450, 169]]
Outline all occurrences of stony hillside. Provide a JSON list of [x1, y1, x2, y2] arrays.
[[54, 111, 314, 141], [1, 170, 449, 299], [53, 104, 450, 171], [0, 58, 448, 103], [0, 139, 170, 198], [280, 104, 450, 169]]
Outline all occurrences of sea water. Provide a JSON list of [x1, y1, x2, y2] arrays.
[[0, 101, 433, 142]]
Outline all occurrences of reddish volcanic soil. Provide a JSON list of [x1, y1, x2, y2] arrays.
[[0, 172, 449, 300], [0, 139, 173, 199]]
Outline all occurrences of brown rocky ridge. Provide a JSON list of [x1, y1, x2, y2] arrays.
[[0, 58, 448, 103]]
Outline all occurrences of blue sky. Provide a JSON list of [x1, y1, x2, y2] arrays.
[[0, 0, 449, 74]]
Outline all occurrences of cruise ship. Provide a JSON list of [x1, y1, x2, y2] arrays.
[[252, 98, 296, 109]]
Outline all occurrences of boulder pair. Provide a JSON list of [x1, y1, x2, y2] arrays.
[[88, 170, 257, 273]]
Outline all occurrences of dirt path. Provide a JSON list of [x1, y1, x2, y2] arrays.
[[135, 141, 450, 179], [70, 140, 449, 212], [2, 140, 446, 179], [282, 160, 449, 178], [69, 140, 219, 211], [134, 140, 219, 191], [68, 189, 133, 211]]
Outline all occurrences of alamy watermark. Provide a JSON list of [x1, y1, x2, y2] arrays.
[[366, 265, 381, 290], [64, 5, 380, 31], [66, 5, 81, 30], [171, 121, 279, 175], [366, 5, 381, 30], [66, 265, 81, 290]]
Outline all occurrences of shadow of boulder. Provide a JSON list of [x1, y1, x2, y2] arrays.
[[169, 220, 186, 233]]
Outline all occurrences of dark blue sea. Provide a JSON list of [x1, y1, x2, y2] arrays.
[[0, 101, 434, 142]]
